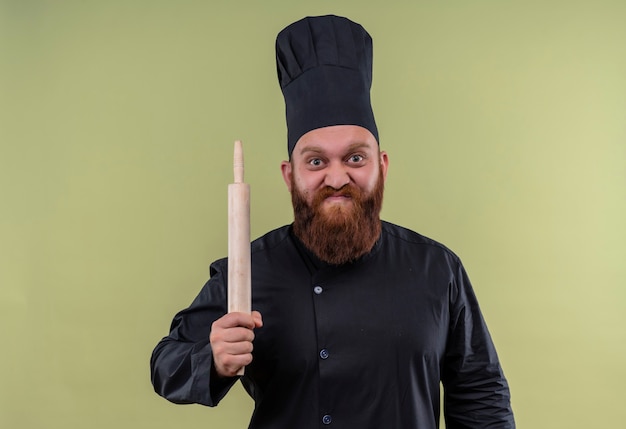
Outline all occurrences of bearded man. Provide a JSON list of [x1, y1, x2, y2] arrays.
[[151, 15, 515, 429]]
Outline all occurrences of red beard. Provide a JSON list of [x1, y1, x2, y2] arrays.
[[291, 169, 384, 265]]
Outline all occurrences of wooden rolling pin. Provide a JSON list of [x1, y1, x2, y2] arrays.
[[228, 140, 251, 314], [227, 140, 251, 375]]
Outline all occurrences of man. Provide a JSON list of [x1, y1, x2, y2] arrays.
[[151, 15, 515, 428]]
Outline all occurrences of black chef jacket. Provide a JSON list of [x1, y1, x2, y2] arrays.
[[151, 221, 515, 428]]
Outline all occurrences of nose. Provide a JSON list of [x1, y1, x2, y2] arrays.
[[324, 163, 350, 189]]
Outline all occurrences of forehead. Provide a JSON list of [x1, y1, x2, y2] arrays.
[[293, 125, 378, 158]]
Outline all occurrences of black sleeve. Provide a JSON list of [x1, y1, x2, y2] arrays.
[[150, 259, 239, 406], [442, 260, 515, 428]]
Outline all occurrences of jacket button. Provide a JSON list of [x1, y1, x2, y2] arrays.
[[313, 285, 323, 294], [322, 414, 332, 425], [319, 349, 329, 359]]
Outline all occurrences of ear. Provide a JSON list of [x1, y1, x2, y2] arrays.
[[379, 151, 389, 181], [280, 160, 293, 192]]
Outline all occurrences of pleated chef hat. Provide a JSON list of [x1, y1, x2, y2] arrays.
[[275, 15, 379, 157]]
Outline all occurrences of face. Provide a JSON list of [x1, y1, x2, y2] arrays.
[[281, 125, 388, 209], [280, 125, 389, 265]]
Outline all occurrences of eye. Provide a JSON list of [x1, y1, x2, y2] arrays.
[[348, 154, 364, 163], [308, 158, 323, 167]]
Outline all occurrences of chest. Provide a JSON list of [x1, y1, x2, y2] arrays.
[[250, 260, 451, 377]]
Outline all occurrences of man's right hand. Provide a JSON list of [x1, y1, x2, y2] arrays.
[[210, 311, 263, 378]]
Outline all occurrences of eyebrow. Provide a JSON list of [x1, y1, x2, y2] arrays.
[[298, 142, 372, 156]]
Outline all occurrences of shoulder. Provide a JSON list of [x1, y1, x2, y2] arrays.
[[381, 221, 462, 265], [250, 224, 293, 254]]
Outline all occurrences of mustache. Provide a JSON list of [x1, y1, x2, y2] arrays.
[[315, 183, 360, 201]]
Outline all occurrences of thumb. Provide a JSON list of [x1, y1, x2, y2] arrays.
[[251, 310, 263, 328]]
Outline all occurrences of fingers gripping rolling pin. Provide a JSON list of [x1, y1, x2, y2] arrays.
[[228, 140, 251, 376]]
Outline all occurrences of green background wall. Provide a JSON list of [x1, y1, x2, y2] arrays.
[[2, 1, 624, 427]]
